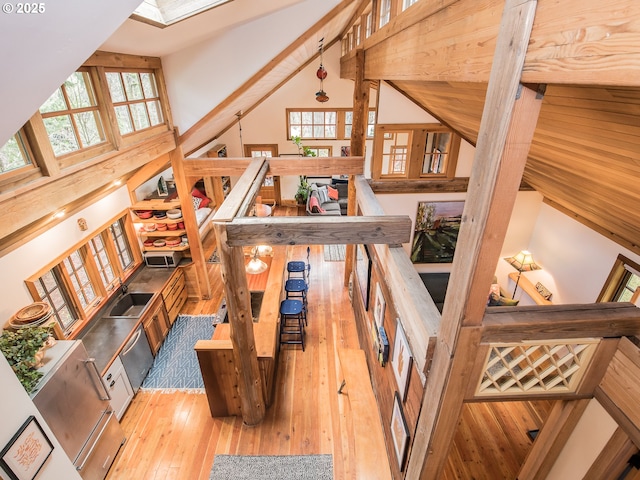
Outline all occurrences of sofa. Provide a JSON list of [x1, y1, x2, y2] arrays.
[[306, 179, 348, 216]]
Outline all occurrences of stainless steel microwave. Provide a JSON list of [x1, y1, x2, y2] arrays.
[[143, 251, 182, 268]]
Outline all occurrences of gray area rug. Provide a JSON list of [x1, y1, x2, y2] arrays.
[[210, 455, 333, 480], [323, 244, 346, 261], [141, 314, 221, 390]]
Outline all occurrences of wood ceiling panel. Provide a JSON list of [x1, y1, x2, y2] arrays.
[[391, 79, 640, 254]]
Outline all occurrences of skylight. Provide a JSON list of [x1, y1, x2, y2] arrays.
[[131, 0, 233, 28]]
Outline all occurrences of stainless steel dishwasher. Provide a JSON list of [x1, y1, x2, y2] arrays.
[[119, 324, 154, 392]]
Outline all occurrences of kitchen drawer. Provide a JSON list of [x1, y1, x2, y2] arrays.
[[162, 269, 187, 325], [102, 356, 134, 420]]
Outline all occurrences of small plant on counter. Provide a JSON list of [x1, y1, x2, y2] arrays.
[[0, 326, 54, 393]]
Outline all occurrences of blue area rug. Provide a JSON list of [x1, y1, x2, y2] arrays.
[[141, 314, 219, 391]]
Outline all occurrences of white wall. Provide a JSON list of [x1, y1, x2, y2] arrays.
[[162, 0, 341, 134], [546, 399, 618, 479], [0, 188, 131, 324], [0, 0, 142, 146], [215, 41, 377, 200]]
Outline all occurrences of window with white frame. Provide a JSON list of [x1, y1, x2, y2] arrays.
[[287, 108, 376, 140]]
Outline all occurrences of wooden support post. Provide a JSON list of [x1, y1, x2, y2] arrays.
[[170, 144, 211, 299], [346, 48, 370, 286], [214, 222, 266, 425], [517, 399, 591, 480], [406, 1, 542, 478]]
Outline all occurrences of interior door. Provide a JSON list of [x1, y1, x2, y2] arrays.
[[244, 144, 280, 205]]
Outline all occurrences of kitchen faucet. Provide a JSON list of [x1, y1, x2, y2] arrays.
[[119, 278, 128, 295]]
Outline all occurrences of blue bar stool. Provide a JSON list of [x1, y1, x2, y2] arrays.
[[285, 279, 308, 323], [279, 299, 305, 351], [287, 246, 311, 283]]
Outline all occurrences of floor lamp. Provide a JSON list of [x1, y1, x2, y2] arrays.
[[504, 250, 540, 299]]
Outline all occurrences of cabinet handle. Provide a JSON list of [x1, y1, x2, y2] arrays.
[[106, 373, 112, 381], [110, 380, 116, 388]]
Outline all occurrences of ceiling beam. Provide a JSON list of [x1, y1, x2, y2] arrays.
[[223, 215, 411, 246]]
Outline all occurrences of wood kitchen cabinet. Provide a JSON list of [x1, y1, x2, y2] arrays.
[[142, 294, 170, 355], [162, 268, 187, 325]]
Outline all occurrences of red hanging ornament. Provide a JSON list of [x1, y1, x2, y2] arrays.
[[316, 64, 327, 80]]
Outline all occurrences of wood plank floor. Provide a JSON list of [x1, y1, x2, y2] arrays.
[[106, 207, 552, 480]]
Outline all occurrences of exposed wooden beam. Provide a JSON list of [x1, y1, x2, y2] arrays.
[[0, 130, 176, 241], [214, 223, 265, 426], [223, 215, 411, 246], [583, 427, 638, 480], [406, 1, 541, 477], [481, 303, 640, 342], [183, 158, 252, 178], [518, 399, 591, 480], [213, 158, 267, 222], [522, 0, 640, 86], [267, 157, 364, 176], [83, 50, 163, 69]]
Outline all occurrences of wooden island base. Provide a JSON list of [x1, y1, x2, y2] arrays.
[[194, 246, 287, 417]]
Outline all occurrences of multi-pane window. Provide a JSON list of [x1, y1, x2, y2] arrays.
[[287, 109, 375, 140], [26, 214, 137, 336], [599, 255, 640, 304], [381, 131, 411, 176], [345, 110, 376, 139], [403, 0, 419, 10], [109, 218, 134, 271], [422, 132, 452, 175], [615, 271, 640, 302], [0, 132, 32, 174], [365, 12, 373, 38], [34, 270, 78, 332], [106, 70, 164, 135], [288, 110, 337, 139], [63, 250, 97, 310], [39, 70, 106, 157], [305, 146, 332, 157], [89, 234, 117, 290], [379, 0, 391, 27]]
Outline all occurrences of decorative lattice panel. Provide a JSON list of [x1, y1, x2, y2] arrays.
[[476, 339, 600, 397]]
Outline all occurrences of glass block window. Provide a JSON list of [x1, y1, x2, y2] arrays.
[[476, 340, 599, 396], [39, 70, 106, 156], [106, 70, 164, 135]]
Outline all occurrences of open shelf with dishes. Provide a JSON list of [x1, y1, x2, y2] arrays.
[[131, 197, 189, 252]]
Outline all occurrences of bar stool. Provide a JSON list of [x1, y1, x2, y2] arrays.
[[287, 246, 311, 283], [279, 299, 306, 351], [285, 279, 308, 324]]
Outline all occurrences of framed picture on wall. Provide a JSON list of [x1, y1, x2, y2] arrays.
[[373, 282, 386, 330], [355, 244, 372, 310], [1, 416, 54, 480], [410, 201, 464, 264], [391, 392, 410, 471], [392, 320, 413, 402]]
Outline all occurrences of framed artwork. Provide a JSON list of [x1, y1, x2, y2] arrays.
[[392, 321, 413, 401], [410, 201, 464, 264], [355, 244, 372, 310], [1, 416, 53, 480], [391, 392, 410, 471], [373, 282, 386, 329]]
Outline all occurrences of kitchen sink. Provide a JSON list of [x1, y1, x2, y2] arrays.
[[108, 292, 154, 317]]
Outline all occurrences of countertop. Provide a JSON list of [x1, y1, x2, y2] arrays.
[[78, 265, 177, 374]]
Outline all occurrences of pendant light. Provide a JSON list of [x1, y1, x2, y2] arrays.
[[246, 250, 268, 274], [315, 38, 329, 103]]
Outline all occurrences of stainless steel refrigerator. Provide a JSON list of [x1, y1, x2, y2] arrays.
[[31, 340, 125, 480]]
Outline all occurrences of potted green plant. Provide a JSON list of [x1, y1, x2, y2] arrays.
[[295, 175, 310, 205], [0, 326, 54, 393], [291, 136, 317, 158]]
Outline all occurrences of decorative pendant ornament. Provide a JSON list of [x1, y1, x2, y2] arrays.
[[315, 37, 329, 103]]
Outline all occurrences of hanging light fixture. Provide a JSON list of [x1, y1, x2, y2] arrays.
[[251, 245, 273, 257], [246, 249, 268, 274], [315, 37, 329, 103]]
